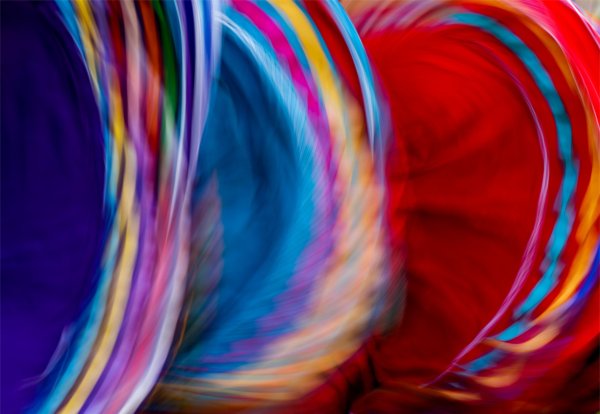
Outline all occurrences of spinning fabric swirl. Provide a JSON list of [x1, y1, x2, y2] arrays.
[[341, 1, 600, 412], [1, 1, 598, 413], [151, 1, 395, 411]]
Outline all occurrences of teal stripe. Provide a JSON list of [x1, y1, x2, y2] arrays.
[[450, 12, 578, 345], [323, 0, 383, 151]]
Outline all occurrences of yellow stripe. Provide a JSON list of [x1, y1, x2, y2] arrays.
[[474, 360, 524, 388], [539, 119, 599, 318], [487, 325, 559, 353], [524, 26, 600, 319], [271, 0, 346, 144], [75, 0, 100, 90]]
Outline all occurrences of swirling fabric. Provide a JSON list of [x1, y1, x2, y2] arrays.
[[343, 0, 600, 412], [1, 0, 598, 413]]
